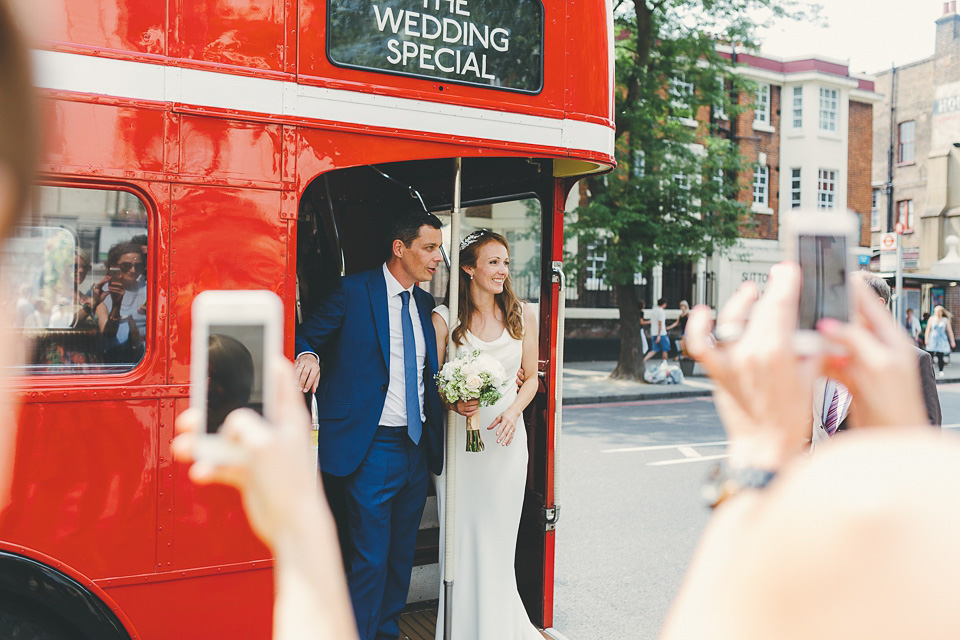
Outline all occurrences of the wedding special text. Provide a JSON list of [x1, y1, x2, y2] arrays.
[[374, 0, 511, 81]]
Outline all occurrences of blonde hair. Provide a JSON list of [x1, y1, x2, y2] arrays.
[[934, 305, 952, 320], [452, 231, 523, 346]]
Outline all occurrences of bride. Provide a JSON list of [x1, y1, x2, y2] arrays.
[[432, 229, 542, 640]]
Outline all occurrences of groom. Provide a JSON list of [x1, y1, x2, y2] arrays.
[[294, 210, 446, 640]]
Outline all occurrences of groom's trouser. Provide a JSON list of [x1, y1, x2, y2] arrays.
[[344, 426, 428, 640]]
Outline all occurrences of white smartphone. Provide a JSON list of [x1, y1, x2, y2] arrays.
[[782, 209, 860, 353], [190, 290, 284, 462]]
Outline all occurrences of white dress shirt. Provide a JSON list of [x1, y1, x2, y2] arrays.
[[379, 263, 427, 427]]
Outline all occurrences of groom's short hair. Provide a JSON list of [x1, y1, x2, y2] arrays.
[[389, 209, 443, 248]]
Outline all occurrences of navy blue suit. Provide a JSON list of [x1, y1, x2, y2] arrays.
[[295, 267, 444, 640]]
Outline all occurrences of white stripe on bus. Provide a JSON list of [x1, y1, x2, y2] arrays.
[[31, 50, 615, 157]]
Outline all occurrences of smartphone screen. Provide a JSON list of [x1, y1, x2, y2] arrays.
[[797, 234, 849, 331], [206, 324, 266, 434]]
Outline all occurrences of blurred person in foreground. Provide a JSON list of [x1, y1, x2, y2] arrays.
[[810, 271, 940, 451], [659, 263, 960, 640], [0, 0, 40, 510], [173, 363, 358, 640]]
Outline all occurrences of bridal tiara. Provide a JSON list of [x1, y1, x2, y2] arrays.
[[460, 229, 491, 251]]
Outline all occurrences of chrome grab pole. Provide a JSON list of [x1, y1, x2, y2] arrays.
[[443, 158, 462, 640], [546, 262, 565, 529]]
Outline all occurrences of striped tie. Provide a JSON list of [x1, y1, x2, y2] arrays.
[[824, 382, 848, 436]]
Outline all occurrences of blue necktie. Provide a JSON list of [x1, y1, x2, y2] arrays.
[[399, 291, 422, 445]]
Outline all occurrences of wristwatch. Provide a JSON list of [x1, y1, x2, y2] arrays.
[[701, 463, 777, 509]]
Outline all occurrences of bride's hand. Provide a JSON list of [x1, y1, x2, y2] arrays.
[[452, 399, 479, 417], [488, 410, 519, 446]]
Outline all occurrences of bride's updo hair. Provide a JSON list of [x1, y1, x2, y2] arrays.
[[453, 229, 524, 346]]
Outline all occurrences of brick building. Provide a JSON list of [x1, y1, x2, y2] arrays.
[[707, 51, 878, 308], [562, 49, 879, 360], [872, 2, 960, 324]]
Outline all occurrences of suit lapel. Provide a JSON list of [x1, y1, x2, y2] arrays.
[[368, 270, 390, 371]]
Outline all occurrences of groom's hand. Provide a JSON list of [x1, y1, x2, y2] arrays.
[[295, 353, 321, 394]]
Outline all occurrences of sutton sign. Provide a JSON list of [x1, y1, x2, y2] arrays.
[[327, 0, 544, 93]]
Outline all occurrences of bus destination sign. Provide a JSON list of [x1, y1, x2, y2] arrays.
[[327, 0, 544, 93]]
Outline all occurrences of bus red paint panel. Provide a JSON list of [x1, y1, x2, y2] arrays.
[[43, 0, 167, 55], [44, 101, 167, 175], [179, 115, 284, 183], [176, 0, 288, 72], [102, 565, 274, 639], [167, 186, 286, 383], [0, 400, 159, 579]]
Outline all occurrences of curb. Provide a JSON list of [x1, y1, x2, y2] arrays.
[[562, 375, 960, 406], [563, 387, 712, 405]]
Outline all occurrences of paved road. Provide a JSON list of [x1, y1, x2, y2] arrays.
[[552, 384, 960, 640]]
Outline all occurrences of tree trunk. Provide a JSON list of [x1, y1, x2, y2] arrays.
[[611, 283, 644, 380]]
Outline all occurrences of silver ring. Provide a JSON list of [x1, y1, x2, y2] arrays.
[[715, 322, 745, 344]]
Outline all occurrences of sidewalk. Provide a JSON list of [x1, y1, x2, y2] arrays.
[[562, 354, 960, 406]]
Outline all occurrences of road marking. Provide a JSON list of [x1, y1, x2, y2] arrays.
[[602, 440, 728, 453], [628, 415, 687, 421], [677, 445, 700, 458], [649, 453, 729, 466], [944, 423, 960, 429]]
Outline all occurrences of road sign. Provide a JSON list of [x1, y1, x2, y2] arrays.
[[895, 221, 905, 234], [880, 232, 898, 272]]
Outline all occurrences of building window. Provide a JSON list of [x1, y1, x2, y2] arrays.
[[754, 83, 771, 125], [898, 199, 915, 231], [817, 169, 837, 208], [898, 121, 916, 164], [585, 243, 608, 290], [792, 86, 803, 128], [791, 168, 802, 208], [871, 189, 882, 229], [669, 76, 694, 114], [819, 87, 838, 132], [753, 165, 769, 207], [5, 185, 150, 375]]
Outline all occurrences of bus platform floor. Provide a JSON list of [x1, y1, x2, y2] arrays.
[[398, 606, 554, 639]]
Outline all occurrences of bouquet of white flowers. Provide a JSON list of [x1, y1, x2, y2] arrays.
[[436, 349, 509, 452]]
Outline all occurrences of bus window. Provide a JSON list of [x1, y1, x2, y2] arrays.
[[2, 185, 149, 374], [427, 198, 542, 306]]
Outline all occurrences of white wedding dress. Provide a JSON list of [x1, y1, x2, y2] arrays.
[[432, 305, 542, 640]]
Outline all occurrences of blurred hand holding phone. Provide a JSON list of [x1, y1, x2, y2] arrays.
[[783, 209, 860, 354], [190, 290, 284, 463]]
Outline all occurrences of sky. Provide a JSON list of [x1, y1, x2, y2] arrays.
[[752, 0, 942, 76]]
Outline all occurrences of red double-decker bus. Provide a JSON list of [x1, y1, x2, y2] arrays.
[[0, 1, 613, 637]]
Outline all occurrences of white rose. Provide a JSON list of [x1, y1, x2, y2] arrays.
[[460, 362, 478, 378], [465, 374, 483, 392]]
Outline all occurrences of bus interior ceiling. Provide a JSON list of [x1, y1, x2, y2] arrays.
[[296, 157, 554, 310]]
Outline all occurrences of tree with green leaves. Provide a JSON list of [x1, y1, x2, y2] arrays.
[[570, 0, 817, 380]]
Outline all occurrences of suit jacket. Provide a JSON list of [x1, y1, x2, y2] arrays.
[[811, 346, 942, 449], [295, 268, 445, 477]]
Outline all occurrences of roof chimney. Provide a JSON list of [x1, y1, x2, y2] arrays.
[[953, 1, 957, 13], [946, 2, 951, 14]]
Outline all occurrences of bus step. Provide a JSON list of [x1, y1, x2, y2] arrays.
[[399, 603, 437, 640], [399, 606, 555, 639], [413, 527, 439, 566]]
